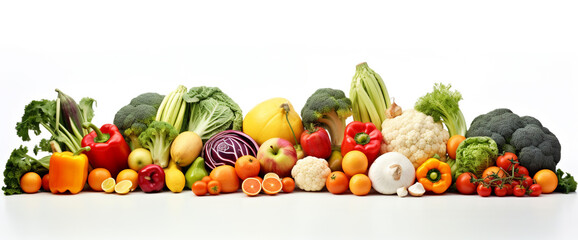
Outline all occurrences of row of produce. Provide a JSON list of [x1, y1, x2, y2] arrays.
[[3, 62, 576, 197]]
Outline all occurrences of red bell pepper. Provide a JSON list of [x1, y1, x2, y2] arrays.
[[81, 123, 131, 178], [300, 127, 332, 159], [341, 121, 382, 165]]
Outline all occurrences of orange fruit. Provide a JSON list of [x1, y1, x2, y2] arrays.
[[446, 135, 466, 160], [192, 181, 208, 196], [262, 177, 282, 195], [326, 171, 349, 194], [242, 177, 262, 196], [281, 177, 295, 193], [264, 172, 280, 180], [116, 169, 139, 191], [342, 150, 368, 177], [254, 176, 263, 184], [533, 169, 558, 194], [235, 155, 260, 180], [20, 172, 42, 193], [88, 168, 112, 192], [207, 180, 222, 195], [349, 174, 371, 196], [210, 165, 239, 193]]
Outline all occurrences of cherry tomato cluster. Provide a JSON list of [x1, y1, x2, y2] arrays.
[[455, 152, 542, 197]]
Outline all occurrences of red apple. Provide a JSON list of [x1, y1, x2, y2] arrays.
[[257, 138, 298, 178], [138, 164, 165, 193]]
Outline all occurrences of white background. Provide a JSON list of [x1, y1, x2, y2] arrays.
[[1, 1, 577, 239]]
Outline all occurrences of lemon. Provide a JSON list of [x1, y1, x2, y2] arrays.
[[114, 180, 133, 195], [101, 177, 116, 193]]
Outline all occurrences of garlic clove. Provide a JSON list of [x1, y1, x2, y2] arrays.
[[408, 182, 425, 197], [397, 187, 408, 197]]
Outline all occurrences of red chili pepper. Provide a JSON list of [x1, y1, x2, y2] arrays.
[[300, 127, 332, 159], [341, 121, 382, 165], [81, 123, 131, 178]]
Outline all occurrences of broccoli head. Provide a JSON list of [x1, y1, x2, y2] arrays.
[[466, 108, 561, 175], [301, 88, 352, 148], [138, 121, 178, 168], [129, 92, 165, 108], [114, 92, 164, 149]]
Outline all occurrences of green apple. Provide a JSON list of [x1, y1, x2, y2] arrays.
[[128, 148, 153, 171]]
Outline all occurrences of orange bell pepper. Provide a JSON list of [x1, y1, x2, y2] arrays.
[[416, 157, 452, 194], [49, 147, 90, 194]]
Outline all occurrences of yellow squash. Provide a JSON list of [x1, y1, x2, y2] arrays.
[[243, 98, 303, 146]]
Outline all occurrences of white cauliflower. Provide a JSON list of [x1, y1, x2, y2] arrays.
[[381, 109, 449, 169], [291, 156, 331, 191]]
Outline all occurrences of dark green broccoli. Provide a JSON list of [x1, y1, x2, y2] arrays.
[[129, 92, 165, 108], [301, 88, 352, 149], [138, 121, 178, 168], [114, 93, 164, 149], [466, 108, 561, 176]]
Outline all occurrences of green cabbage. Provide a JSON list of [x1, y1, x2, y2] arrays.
[[447, 136, 498, 179], [183, 86, 243, 142]]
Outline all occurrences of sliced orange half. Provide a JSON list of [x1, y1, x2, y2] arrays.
[[262, 177, 282, 195], [242, 177, 262, 196], [263, 172, 280, 180]]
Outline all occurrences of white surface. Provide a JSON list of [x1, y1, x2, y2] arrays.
[[1, 1, 577, 239]]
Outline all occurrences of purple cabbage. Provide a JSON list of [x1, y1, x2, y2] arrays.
[[203, 130, 259, 170]]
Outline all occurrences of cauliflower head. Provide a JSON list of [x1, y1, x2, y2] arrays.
[[291, 156, 331, 191], [381, 109, 449, 169]]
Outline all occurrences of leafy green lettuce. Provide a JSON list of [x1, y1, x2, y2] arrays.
[[556, 169, 577, 193], [3, 146, 50, 195], [183, 87, 243, 142], [447, 136, 499, 179]]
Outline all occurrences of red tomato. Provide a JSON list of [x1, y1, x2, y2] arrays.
[[515, 166, 530, 177], [528, 184, 542, 197], [513, 185, 526, 197], [504, 183, 514, 196], [511, 180, 520, 189], [494, 185, 508, 197], [42, 174, 50, 192], [482, 166, 507, 186], [477, 184, 492, 197], [522, 175, 534, 188], [496, 152, 519, 172], [456, 173, 478, 195]]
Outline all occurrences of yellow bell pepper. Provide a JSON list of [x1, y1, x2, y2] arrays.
[[416, 158, 452, 194], [49, 147, 90, 194]]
